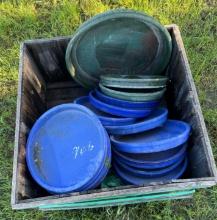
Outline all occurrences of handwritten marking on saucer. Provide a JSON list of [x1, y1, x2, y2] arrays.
[[72, 142, 94, 159]]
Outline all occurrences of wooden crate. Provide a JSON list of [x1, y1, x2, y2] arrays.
[[11, 25, 217, 210]]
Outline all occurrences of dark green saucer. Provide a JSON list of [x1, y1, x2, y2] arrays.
[[99, 83, 166, 102], [100, 74, 168, 89], [65, 9, 172, 89]]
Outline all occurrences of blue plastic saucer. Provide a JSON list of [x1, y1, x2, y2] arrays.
[[89, 91, 152, 118], [80, 131, 111, 190], [113, 158, 187, 186], [105, 108, 168, 135], [112, 144, 187, 169], [111, 120, 191, 153], [95, 89, 159, 109], [26, 104, 110, 194], [74, 96, 136, 126], [114, 152, 185, 177]]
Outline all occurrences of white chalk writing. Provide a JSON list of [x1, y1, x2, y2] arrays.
[[72, 142, 94, 159]]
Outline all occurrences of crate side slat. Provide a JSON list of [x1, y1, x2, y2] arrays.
[[24, 36, 71, 44], [23, 48, 46, 98], [12, 44, 50, 204], [46, 81, 78, 89], [11, 44, 25, 205], [172, 25, 217, 178], [46, 87, 88, 108], [27, 38, 71, 82], [12, 179, 215, 209]]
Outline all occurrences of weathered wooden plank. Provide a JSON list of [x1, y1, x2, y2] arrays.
[[46, 87, 87, 101], [188, 137, 213, 177], [11, 43, 25, 206], [17, 163, 45, 200], [46, 81, 78, 89], [169, 25, 217, 178], [23, 48, 46, 100], [27, 38, 71, 82], [12, 43, 48, 204], [12, 179, 215, 210], [46, 87, 87, 102], [46, 85, 88, 108], [46, 99, 78, 109]]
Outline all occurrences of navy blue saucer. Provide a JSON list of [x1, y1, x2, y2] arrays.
[[95, 89, 159, 109], [113, 158, 187, 186], [74, 96, 136, 126], [111, 120, 191, 153], [114, 154, 185, 177], [112, 144, 187, 169], [89, 91, 152, 118], [26, 104, 110, 193], [105, 108, 168, 135]]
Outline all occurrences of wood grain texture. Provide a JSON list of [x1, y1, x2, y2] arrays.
[[46, 85, 88, 108], [11, 25, 217, 210], [12, 180, 214, 210], [166, 25, 217, 179], [11, 44, 48, 205], [26, 37, 71, 82]]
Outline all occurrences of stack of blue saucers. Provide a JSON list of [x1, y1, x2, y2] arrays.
[[74, 92, 168, 135], [26, 104, 111, 194], [74, 78, 190, 186], [111, 120, 190, 186]]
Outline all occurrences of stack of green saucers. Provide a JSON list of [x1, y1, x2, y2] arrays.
[[99, 74, 168, 102], [65, 9, 172, 89]]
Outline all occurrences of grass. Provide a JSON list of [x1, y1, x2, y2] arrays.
[[0, 0, 217, 219]]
